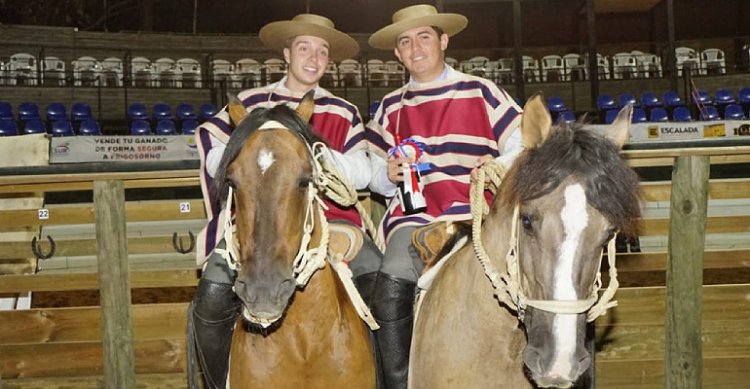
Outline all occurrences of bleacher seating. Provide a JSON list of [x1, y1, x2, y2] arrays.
[[153, 57, 180, 88], [130, 119, 152, 135], [0, 120, 19, 136], [692, 89, 712, 106], [640, 91, 662, 112], [739, 87, 750, 114], [181, 119, 198, 135], [562, 53, 586, 81], [649, 107, 669, 122], [263, 58, 285, 84], [23, 119, 46, 134], [175, 103, 197, 121], [612, 52, 638, 79], [714, 88, 735, 117], [547, 96, 567, 122], [675, 46, 700, 76], [128, 103, 149, 121], [152, 103, 173, 121], [366, 59, 386, 86], [71, 102, 93, 122], [672, 106, 693, 122], [632, 108, 647, 123], [8, 53, 37, 86], [0, 102, 13, 121], [50, 120, 75, 137], [557, 110, 576, 124], [46, 103, 68, 121], [131, 57, 155, 87], [338, 59, 362, 87], [596, 94, 617, 116], [100, 57, 124, 87], [700, 48, 726, 75], [700, 105, 720, 121], [723, 103, 746, 120], [235, 58, 262, 89], [42, 56, 66, 86], [18, 102, 40, 121], [199, 103, 218, 121], [604, 109, 619, 124], [78, 119, 102, 135], [155, 120, 177, 135], [540, 55, 564, 82], [618, 93, 639, 108], [176, 58, 202, 88]]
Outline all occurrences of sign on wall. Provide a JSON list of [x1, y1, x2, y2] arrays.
[[50, 135, 200, 163]]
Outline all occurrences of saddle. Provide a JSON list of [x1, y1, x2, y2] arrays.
[[328, 222, 364, 262], [412, 221, 471, 269]]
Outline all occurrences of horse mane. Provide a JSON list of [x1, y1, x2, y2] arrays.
[[499, 122, 642, 236], [211, 103, 325, 208]]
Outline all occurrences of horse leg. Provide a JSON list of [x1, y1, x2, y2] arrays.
[[371, 273, 415, 389], [190, 247, 240, 389]]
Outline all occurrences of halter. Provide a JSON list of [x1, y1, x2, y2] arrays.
[[214, 119, 380, 329], [470, 161, 619, 323]]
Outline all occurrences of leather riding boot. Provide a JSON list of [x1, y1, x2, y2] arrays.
[[371, 274, 416, 389], [191, 278, 241, 389], [354, 271, 385, 388], [628, 236, 641, 253]]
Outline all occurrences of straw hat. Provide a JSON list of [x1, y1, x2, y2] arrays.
[[259, 14, 359, 61], [369, 5, 468, 50]]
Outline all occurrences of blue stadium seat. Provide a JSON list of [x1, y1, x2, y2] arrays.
[[699, 105, 719, 121], [128, 103, 149, 121], [632, 108, 647, 123], [181, 119, 198, 135], [71, 102, 93, 122], [557, 110, 576, 124], [23, 119, 46, 134], [0, 120, 19, 136], [153, 103, 173, 121], [130, 119, 152, 135], [155, 119, 177, 135], [78, 119, 102, 135], [714, 88, 735, 118], [618, 93, 639, 108], [649, 107, 669, 122], [199, 103, 218, 121], [46, 103, 68, 121], [663, 90, 685, 108], [50, 120, 74, 137], [691, 89, 712, 106], [175, 103, 197, 121], [0, 102, 13, 121], [368, 101, 381, 119], [672, 106, 692, 122], [596, 94, 618, 112], [640, 92, 662, 109], [547, 96, 567, 112], [604, 109, 619, 124], [723, 104, 746, 120], [18, 102, 41, 121], [739, 87, 750, 115]]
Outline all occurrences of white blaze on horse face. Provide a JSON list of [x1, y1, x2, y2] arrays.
[[550, 183, 588, 377], [257, 148, 275, 175]]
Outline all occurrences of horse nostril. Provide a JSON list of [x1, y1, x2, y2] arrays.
[[523, 346, 544, 375]]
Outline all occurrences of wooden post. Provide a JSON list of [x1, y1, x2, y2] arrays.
[[93, 180, 135, 388], [665, 155, 709, 388]]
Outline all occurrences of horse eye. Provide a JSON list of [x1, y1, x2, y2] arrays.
[[604, 228, 616, 243], [298, 176, 312, 189], [226, 179, 236, 189], [520, 214, 533, 231]]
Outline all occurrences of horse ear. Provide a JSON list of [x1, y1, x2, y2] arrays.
[[521, 94, 552, 149], [296, 90, 315, 123], [607, 104, 632, 149], [227, 95, 248, 126]]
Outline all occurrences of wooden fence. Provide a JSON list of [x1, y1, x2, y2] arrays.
[[0, 144, 748, 388]]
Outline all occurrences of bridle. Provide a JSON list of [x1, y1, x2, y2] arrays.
[[470, 161, 619, 323]]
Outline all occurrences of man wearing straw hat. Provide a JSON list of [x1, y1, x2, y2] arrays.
[[366, 5, 524, 388], [190, 14, 383, 389]]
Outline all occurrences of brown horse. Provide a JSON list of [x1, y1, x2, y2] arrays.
[[409, 95, 641, 388], [212, 93, 376, 388]]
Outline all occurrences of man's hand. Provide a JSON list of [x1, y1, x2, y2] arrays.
[[387, 156, 414, 183], [470, 155, 494, 182]]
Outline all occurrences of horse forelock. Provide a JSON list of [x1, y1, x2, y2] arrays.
[[499, 123, 641, 236], [212, 104, 325, 208]]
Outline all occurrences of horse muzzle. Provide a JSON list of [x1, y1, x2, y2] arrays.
[[234, 277, 296, 328]]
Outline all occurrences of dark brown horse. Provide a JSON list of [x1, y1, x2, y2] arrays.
[[409, 95, 641, 388], [212, 93, 376, 388]]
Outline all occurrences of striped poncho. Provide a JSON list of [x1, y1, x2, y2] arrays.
[[195, 78, 368, 264], [367, 66, 523, 243]]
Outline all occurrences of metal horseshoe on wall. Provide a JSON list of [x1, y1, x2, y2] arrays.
[[31, 235, 56, 260], [172, 231, 195, 254]]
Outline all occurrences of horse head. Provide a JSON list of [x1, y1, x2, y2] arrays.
[[493, 95, 641, 387], [213, 91, 325, 329]]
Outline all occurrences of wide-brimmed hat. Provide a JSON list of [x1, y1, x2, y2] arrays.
[[259, 14, 359, 61], [369, 5, 468, 50]]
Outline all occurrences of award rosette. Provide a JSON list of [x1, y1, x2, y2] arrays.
[[389, 138, 428, 214]]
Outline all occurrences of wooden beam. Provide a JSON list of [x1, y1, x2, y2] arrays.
[[665, 155, 709, 388], [93, 180, 135, 388], [0, 268, 199, 293]]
